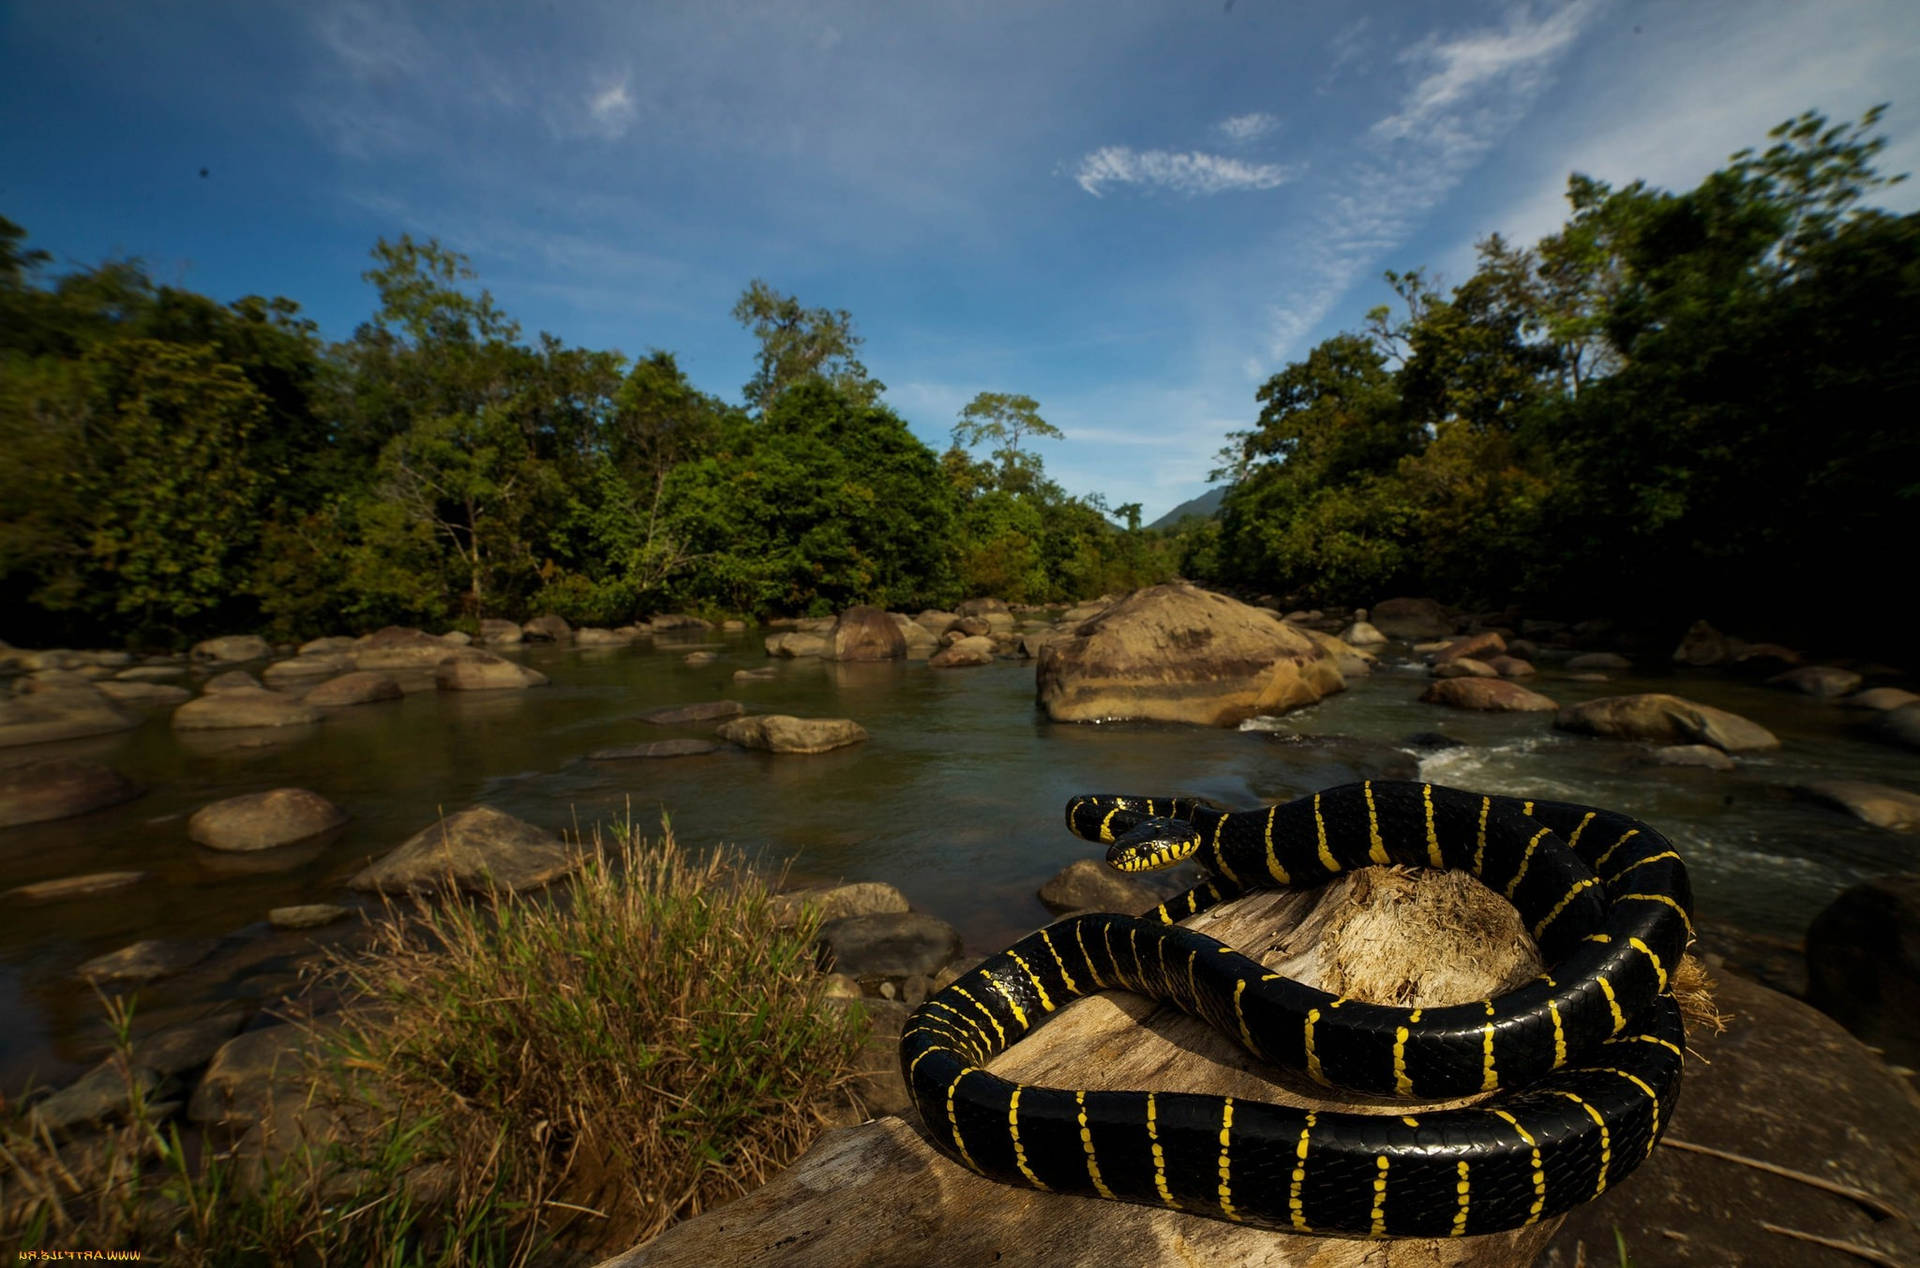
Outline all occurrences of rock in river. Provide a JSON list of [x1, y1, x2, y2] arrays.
[[268, 903, 352, 929], [587, 738, 721, 760], [1805, 873, 1920, 1071], [1874, 702, 1920, 751], [928, 635, 995, 667], [171, 687, 322, 730], [95, 679, 192, 707], [1037, 859, 1159, 915], [0, 758, 142, 827], [1036, 583, 1344, 726], [1796, 780, 1920, 832], [349, 626, 462, 671], [521, 614, 572, 643], [5, 870, 147, 903], [434, 649, 549, 690], [765, 631, 830, 658], [303, 670, 403, 706], [1553, 692, 1778, 752], [188, 788, 350, 851], [816, 912, 961, 978], [770, 881, 910, 927], [349, 805, 580, 894], [78, 938, 215, 985], [829, 605, 906, 661], [716, 714, 867, 754], [1767, 664, 1863, 698], [191, 634, 271, 664], [0, 685, 138, 748], [642, 700, 745, 725], [202, 669, 265, 693], [1417, 678, 1558, 711]]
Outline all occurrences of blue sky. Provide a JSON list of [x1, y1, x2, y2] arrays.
[[4, 0, 1917, 522]]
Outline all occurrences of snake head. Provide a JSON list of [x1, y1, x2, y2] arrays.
[[1105, 818, 1203, 873]]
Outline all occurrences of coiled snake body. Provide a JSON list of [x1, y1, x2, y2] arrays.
[[898, 780, 1693, 1238]]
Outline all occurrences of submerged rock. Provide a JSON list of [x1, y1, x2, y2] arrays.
[[188, 788, 350, 851], [0, 758, 142, 828], [1768, 665, 1863, 698], [586, 738, 721, 760], [716, 714, 867, 754], [77, 938, 215, 985], [171, 687, 322, 730], [642, 700, 745, 725]]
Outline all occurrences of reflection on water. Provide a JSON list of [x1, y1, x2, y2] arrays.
[[2, 633, 1910, 1089]]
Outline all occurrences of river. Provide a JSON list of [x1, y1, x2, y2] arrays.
[[4, 627, 1911, 1093]]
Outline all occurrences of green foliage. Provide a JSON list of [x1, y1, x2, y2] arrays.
[[952, 391, 1063, 493], [731, 279, 882, 412]]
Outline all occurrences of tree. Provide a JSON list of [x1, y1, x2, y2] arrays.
[[731, 280, 881, 411], [950, 392, 1063, 493]]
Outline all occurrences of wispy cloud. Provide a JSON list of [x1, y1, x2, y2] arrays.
[[1072, 147, 1297, 197], [1373, 1, 1594, 143], [585, 76, 637, 139], [1217, 112, 1280, 144], [1318, 17, 1373, 92]]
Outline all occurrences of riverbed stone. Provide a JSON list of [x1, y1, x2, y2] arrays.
[[1873, 702, 1920, 751], [587, 738, 721, 760], [770, 882, 911, 927], [1564, 651, 1631, 671], [349, 626, 460, 670], [433, 649, 549, 690], [186, 1024, 322, 1128], [1727, 642, 1803, 675], [1804, 873, 1920, 1072], [0, 685, 139, 748], [471, 618, 519, 645], [575, 626, 636, 647], [914, 610, 960, 637], [1767, 664, 1863, 698], [1553, 692, 1779, 752], [261, 654, 351, 684], [1431, 657, 1497, 678], [1417, 678, 1558, 711], [715, 714, 867, 754], [521, 614, 571, 642], [650, 613, 714, 631], [683, 650, 717, 665], [1432, 631, 1505, 664], [1368, 596, 1453, 640], [829, 605, 907, 662], [1643, 744, 1737, 770], [303, 670, 404, 707], [78, 938, 215, 985], [171, 687, 322, 730], [1670, 618, 1729, 666], [765, 631, 830, 658], [114, 664, 185, 682], [1037, 583, 1344, 726], [202, 669, 265, 693], [192, 634, 271, 664], [188, 788, 350, 851], [95, 679, 192, 707], [1843, 686, 1920, 712], [1485, 655, 1535, 678], [1294, 627, 1373, 677], [268, 903, 353, 929], [928, 635, 996, 667], [1796, 780, 1920, 832], [1539, 969, 1920, 1268], [28, 1060, 162, 1134], [733, 666, 779, 682], [349, 805, 579, 894], [642, 699, 745, 725], [816, 912, 961, 978], [1037, 859, 1159, 916], [0, 758, 142, 827], [5, 870, 147, 902], [1341, 620, 1387, 646], [298, 636, 357, 656]]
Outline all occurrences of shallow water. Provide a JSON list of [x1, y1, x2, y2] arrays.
[[3, 632, 1911, 1091]]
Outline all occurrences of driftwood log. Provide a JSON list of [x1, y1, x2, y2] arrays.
[[598, 867, 1581, 1267]]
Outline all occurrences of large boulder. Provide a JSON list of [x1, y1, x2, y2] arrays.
[[434, 649, 549, 691], [303, 670, 404, 707], [1796, 780, 1920, 832], [1035, 584, 1344, 726], [1554, 693, 1779, 752], [770, 882, 911, 927], [1874, 702, 1920, 751], [261, 654, 351, 685], [477, 618, 524, 645], [765, 631, 831, 658], [521, 614, 572, 643], [348, 805, 579, 894], [829, 606, 907, 662], [1368, 596, 1453, 640], [0, 685, 139, 748], [0, 758, 142, 828], [1670, 619, 1730, 666], [1036, 859, 1159, 915], [928, 635, 996, 668], [1843, 686, 1920, 712], [350, 627, 461, 671], [1542, 970, 1920, 1267], [1804, 873, 1920, 1070], [816, 912, 961, 978], [1417, 678, 1559, 711], [188, 788, 350, 851], [191, 634, 271, 664], [1432, 631, 1505, 663], [1767, 665, 1863, 698], [715, 715, 868, 754], [171, 687, 322, 730], [1341, 619, 1387, 646]]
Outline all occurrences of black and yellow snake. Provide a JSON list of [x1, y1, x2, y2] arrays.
[[899, 780, 1692, 1238]]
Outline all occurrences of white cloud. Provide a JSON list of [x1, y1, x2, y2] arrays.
[[1318, 17, 1372, 92], [1217, 112, 1280, 144], [587, 77, 637, 139], [1073, 147, 1297, 197], [1373, 1, 1595, 143]]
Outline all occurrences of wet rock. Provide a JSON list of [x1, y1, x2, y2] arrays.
[[1843, 686, 1920, 711], [829, 605, 907, 662], [1036, 859, 1159, 916], [521, 614, 572, 642], [1401, 731, 1464, 751], [349, 805, 579, 895], [1540, 970, 1920, 1268], [715, 714, 867, 754], [1874, 702, 1920, 751], [298, 636, 357, 656], [95, 679, 192, 706], [928, 635, 995, 667], [1670, 618, 1730, 666], [1293, 627, 1373, 677], [5, 870, 147, 902], [1565, 651, 1632, 671], [78, 938, 216, 985], [1433, 631, 1506, 663], [349, 626, 461, 671], [1805, 873, 1920, 1071], [733, 666, 779, 682], [816, 912, 961, 978], [0, 685, 139, 748], [477, 618, 523, 644], [650, 613, 713, 631], [261, 654, 351, 684], [1431, 657, 1497, 678], [188, 788, 349, 851], [203, 669, 265, 693], [114, 664, 186, 682], [1796, 780, 1920, 832], [0, 758, 142, 827], [439, 630, 472, 646], [1418, 678, 1559, 711], [642, 700, 745, 725], [191, 634, 271, 664], [587, 738, 721, 760], [1014, 629, 1053, 659], [1553, 693, 1779, 752], [171, 687, 322, 730], [433, 649, 549, 690], [268, 903, 352, 929], [1341, 619, 1387, 646], [683, 650, 717, 665], [303, 670, 403, 707], [576, 627, 637, 646], [1037, 584, 1344, 726], [1767, 665, 1863, 698], [770, 881, 911, 926], [765, 631, 830, 658], [1644, 745, 1737, 771], [1368, 596, 1453, 640], [1726, 642, 1803, 676]]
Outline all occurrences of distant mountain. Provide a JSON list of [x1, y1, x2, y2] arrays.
[[1146, 486, 1226, 532]]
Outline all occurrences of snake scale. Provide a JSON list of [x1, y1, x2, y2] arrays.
[[898, 779, 1693, 1238]]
